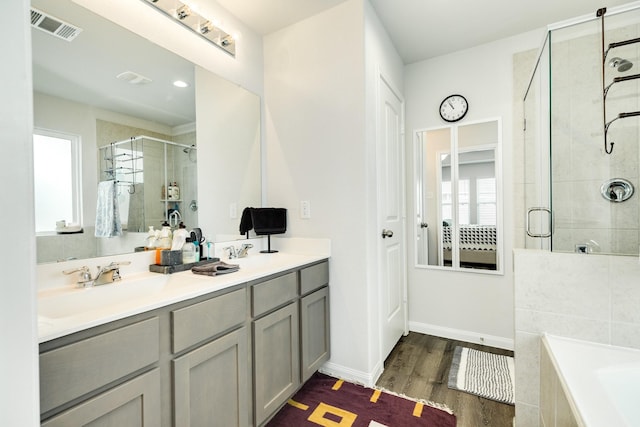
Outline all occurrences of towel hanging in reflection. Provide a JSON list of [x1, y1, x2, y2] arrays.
[[95, 180, 123, 237], [239, 207, 254, 235]]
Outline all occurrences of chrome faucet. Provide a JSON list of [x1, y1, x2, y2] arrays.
[[63, 261, 131, 288], [223, 246, 238, 259], [238, 243, 253, 258]]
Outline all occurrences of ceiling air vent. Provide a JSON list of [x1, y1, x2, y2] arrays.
[[116, 71, 153, 86], [30, 7, 82, 42]]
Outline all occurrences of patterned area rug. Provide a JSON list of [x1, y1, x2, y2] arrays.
[[267, 373, 456, 427], [447, 346, 515, 405]]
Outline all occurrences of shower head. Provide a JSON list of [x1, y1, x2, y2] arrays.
[[609, 57, 633, 72], [182, 144, 195, 154]]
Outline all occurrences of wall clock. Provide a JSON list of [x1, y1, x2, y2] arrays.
[[439, 94, 468, 122]]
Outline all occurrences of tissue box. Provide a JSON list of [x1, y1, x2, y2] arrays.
[[158, 250, 182, 266]]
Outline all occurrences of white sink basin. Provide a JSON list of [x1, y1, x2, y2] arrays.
[[38, 275, 170, 319]]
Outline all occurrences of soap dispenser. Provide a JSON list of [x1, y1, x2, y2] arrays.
[[182, 237, 197, 264], [171, 223, 188, 250], [146, 226, 157, 248], [159, 225, 172, 249]]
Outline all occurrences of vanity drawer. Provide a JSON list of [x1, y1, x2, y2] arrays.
[[300, 261, 329, 295], [171, 287, 246, 353], [251, 272, 297, 317], [40, 317, 160, 414]]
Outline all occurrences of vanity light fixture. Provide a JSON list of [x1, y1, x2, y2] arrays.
[[173, 80, 189, 88], [140, 0, 236, 57], [175, 5, 191, 20], [200, 21, 212, 35]]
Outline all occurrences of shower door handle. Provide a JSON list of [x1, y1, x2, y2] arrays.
[[526, 207, 553, 238]]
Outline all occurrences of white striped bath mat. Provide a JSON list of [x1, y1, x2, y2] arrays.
[[447, 346, 515, 405]]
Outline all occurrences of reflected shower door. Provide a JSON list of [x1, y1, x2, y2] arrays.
[[523, 34, 551, 250]]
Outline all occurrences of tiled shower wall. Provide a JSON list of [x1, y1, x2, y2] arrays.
[[550, 23, 640, 255], [514, 22, 640, 255]]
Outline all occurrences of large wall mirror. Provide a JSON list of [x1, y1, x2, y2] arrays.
[[415, 119, 503, 273], [32, 0, 261, 263]]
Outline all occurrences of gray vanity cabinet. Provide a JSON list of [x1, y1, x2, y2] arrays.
[[253, 302, 300, 426], [171, 287, 249, 427], [251, 272, 300, 426], [300, 286, 330, 382], [299, 261, 330, 383], [252, 261, 330, 426], [39, 317, 161, 425], [41, 369, 161, 427], [173, 327, 249, 427], [39, 260, 329, 427]]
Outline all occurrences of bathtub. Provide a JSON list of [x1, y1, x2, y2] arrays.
[[542, 334, 640, 427]]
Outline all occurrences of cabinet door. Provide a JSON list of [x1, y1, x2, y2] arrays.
[[41, 369, 160, 427], [253, 302, 300, 426], [173, 326, 249, 427], [300, 286, 330, 382]]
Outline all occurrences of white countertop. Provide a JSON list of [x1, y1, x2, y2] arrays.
[[38, 251, 328, 343]]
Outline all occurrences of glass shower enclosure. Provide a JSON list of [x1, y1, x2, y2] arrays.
[[523, 4, 640, 256], [99, 135, 198, 233]]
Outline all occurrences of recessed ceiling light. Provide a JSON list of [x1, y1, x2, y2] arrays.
[[173, 80, 189, 88]]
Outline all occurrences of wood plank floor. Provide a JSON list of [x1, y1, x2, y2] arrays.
[[376, 332, 515, 427]]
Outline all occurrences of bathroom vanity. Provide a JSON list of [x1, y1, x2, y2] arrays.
[[37, 254, 330, 427]]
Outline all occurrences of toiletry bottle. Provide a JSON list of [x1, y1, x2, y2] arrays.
[[171, 223, 188, 251], [159, 225, 172, 249], [146, 226, 157, 248], [173, 181, 180, 200], [161, 184, 166, 200], [193, 239, 200, 263], [182, 237, 196, 264], [167, 182, 174, 200]]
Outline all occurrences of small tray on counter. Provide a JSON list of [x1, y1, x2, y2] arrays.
[[149, 257, 221, 274]]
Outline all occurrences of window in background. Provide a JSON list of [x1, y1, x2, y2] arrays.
[[442, 179, 470, 225], [33, 130, 81, 232], [457, 179, 470, 225], [477, 177, 497, 225]]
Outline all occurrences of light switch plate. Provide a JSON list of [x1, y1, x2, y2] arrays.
[[300, 200, 311, 219]]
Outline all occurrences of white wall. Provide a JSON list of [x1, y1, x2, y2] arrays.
[[404, 30, 542, 349], [0, 0, 40, 425], [263, 0, 371, 382], [263, 0, 403, 384]]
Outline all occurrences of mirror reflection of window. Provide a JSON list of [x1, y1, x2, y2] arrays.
[[33, 130, 80, 232], [477, 177, 496, 225]]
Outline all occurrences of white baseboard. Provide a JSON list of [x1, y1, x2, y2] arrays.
[[409, 321, 514, 351], [319, 360, 384, 388]]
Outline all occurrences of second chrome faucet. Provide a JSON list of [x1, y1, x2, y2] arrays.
[[63, 261, 131, 288], [224, 243, 253, 259]]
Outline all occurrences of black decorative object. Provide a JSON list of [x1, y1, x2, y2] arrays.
[[250, 208, 287, 253]]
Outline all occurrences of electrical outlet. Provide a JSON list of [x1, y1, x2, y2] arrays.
[[229, 202, 237, 219], [300, 200, 311, 219]]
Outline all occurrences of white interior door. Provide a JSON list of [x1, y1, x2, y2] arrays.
[[378, 76, 407, 361]]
